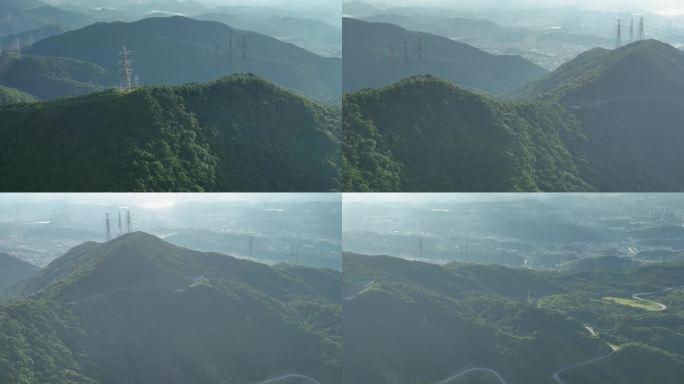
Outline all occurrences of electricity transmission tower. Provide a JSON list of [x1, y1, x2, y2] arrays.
[[418, 237, 424, 259], [105, 213, 111, 241], [403, 36, 409, 72], [126, 210, 132, 233], [119, 45, 134, 90], [637, 17, 645, 41], [240, 34, 248, 61], [118, 212, 123, 235], [227, 35, 233, 72], [416, 36, 424, 62], [629, 19, 635, 42], [249, 236, 253, 258], [615, 20, 622, 48]]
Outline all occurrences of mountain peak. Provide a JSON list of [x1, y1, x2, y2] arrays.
[[514, 38, 684, 102]]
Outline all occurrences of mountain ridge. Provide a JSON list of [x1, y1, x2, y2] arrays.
[[1, 232, 342, 384], [0, 73, 340, 192], [343, 17, 547, 95], [22, 15, 341, 102]]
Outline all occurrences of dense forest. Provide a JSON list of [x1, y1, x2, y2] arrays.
[[0, 74, 340, 192], [0, 232, 341, 384], [343, 75, 590, 192], [344, 252, 684, 384]]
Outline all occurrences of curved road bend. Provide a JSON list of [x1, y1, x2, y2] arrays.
[[552, 344, 617, 384], [631, 285, 684, 312], [553, 285, 683, 383], [256, 374, 321, 384], [436, 367, 508, 384]]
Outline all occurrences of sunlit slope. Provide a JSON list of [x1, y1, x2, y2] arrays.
[[0, 84, 38, 105], [0, 54, 107, 99]]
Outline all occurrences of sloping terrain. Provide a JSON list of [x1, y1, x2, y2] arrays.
[[343, 18, 547, 95], [344, 252, 684, 384], [1, 232, 341, 384], [23, 16, 341, 102], [343, 75, 590, 192], [515, 40, 684, 191]]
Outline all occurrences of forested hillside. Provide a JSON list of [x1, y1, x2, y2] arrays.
[[514, 39, 684, 191], [0, 232, 342, 384], [344, 252, 684, 384], [343, 75, 590, 192], [0, 74, 340, 192], [19, 16, 340, 102]]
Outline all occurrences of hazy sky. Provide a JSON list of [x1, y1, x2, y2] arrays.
[[357, 0, 684, 13], [0, 193, 340, 210], [343, 193, 629, 205]]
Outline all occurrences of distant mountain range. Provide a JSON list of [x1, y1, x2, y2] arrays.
[[0, 24, 66, 51], [0, 232, 341, 384], [196, 12, 341, 57], [0, 253, 39, 292], [343, 18, 547, 95], [344, 252, 684, 384], [344, 39, 684, 192], [0, 74, 340, 192], [7, 16, 341, 102], [0, 0, 91, 36]]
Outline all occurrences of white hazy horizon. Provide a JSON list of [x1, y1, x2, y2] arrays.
[[352, 0, 684, 14]]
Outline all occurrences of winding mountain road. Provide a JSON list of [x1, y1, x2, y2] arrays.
[[436, 367, 508, 384], [632, 290, 667, 311], [553, 286, 682, 383], [552, 343, 617, 384], [255, 374, 321, 384]]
